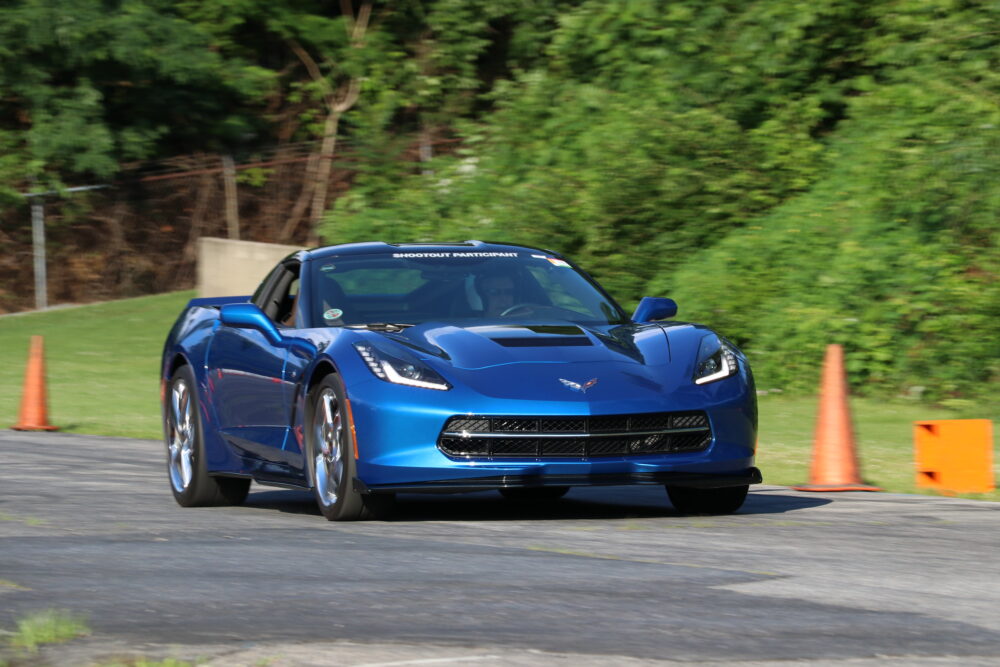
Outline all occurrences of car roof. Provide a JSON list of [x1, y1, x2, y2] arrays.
[[299, 240, 564, 262]]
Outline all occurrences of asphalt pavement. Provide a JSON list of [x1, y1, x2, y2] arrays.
[[1, 431, 999, 666]]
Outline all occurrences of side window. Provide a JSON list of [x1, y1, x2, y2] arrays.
[[251, 265, 285, 310], [255, 261, 301, 325], [277, 277, 300, 327]]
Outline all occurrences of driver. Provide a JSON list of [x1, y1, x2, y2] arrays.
[[477, 273, 517, 317]]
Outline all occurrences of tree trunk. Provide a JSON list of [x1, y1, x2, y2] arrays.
[[287, 0, 371, 246], [280, 151, 319, 242], [183, 171, 216, 268], [307, 110, 342, 246], [98, 201, 132, 292], [419, 124, 434, 176]]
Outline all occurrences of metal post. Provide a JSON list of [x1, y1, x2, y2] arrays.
[[222, 155, 240, 240], [18, 184, 108, 312], [30, 196, 47, 310]]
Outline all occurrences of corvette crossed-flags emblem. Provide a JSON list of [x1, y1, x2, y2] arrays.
[[558, 378, 599, 393]]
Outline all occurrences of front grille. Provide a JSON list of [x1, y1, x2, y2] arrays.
[[438, 411, 711, 459]]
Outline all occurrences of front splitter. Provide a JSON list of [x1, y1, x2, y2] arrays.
[[356, 467, 762, 494]]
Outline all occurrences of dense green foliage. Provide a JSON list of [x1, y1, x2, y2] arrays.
[[0, 0, 272, 196], [0, 0, 997, 403], [331, 0, 1000, 403], [661, 1, 1000, 401]]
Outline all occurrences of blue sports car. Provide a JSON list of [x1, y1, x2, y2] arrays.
[[161, 241, 760, 520]]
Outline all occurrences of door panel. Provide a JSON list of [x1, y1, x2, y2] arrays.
[[207, 326, 289, 456]]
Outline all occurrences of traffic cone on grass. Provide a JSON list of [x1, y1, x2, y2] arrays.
[[12, 335, 59, 431], [793, 344, 879, 492]]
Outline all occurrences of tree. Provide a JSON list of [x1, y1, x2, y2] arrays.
[[0, 0, 273, 188]]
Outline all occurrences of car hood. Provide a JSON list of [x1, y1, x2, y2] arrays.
[[366, 322, 696, 402], [387, 322, 671, 369]]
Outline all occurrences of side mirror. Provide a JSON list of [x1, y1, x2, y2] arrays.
[[632, 297, 678, 323], [219, 303, 316, 356], [220, 303, 282, 344]]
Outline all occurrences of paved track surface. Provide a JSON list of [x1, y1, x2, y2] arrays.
[[1, 431, 999, 666]]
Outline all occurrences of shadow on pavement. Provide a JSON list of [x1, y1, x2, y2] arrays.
[[244, 488, 320, 516], [743, 491, 833, 514], [243, 484, 830, 522]]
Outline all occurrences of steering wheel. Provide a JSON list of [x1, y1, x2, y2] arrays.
[[499, 303, 541, 317]]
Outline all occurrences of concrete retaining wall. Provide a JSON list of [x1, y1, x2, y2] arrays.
[[197, 237, 304, 297]]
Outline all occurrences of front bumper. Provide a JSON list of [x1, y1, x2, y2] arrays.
[[345, 366, 758, 488]]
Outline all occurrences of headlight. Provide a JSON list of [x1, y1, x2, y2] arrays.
[[353, 342, 451, 391], [693, 334, 739, 385]]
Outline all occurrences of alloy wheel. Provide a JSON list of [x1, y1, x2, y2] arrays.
[[168, 379, 195, 492], [313, 388, 345, 507]]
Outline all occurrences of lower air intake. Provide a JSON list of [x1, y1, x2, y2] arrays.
[[438, 411, 711, 459]]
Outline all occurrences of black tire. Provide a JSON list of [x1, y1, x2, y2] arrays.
[[498, 486, 570, 503], [666, 485, 748, 515], [165, 365, 250, 507], [305, 374, 393, 521]]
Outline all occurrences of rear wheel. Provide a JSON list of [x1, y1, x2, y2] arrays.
[[498, 487, 570, 503], [666, 485, 748, 515], [306, 374, 393, 521], [165, 365, 250, 507]]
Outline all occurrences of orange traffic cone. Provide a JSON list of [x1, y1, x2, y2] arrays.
[[793, 344, 879, 492], [12, 335, 59, 431]]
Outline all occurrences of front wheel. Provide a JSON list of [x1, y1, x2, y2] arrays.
[[165, 365, 250, 507], [306, 374, 393, 521], [666, 485, 748, 515]]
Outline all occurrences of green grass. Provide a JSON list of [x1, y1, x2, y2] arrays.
[[0, 291, 194, 438], [8, 609, 89, 652], [0, 291, 996, 499], [0, 580, 30, 592], [1, 608, 192, 666], [758, 394, 1000, 500], [94, 659, 193, 667]]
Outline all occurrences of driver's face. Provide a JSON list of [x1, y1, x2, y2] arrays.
[[481, 276, 515, 316]]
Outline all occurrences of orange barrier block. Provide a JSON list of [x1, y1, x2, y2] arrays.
[[794, 344, 881, 492], [12, 335, 59, 431], [915, 420, 994, 494]]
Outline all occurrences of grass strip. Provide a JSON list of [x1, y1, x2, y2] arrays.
[[0, 292, 194, 438], [8, 609, 89, 652], [758, 394, 999, 500], [93, 659, 193, 667]]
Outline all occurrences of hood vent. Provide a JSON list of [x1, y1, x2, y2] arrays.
[[491, 337, 593, 348], [485, 324, 593, 347]]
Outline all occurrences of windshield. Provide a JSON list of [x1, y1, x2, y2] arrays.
[[307, 250, 628, 327]]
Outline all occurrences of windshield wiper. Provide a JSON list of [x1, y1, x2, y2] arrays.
[[346, 322, 415, 332]]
